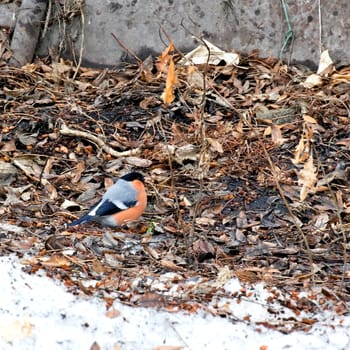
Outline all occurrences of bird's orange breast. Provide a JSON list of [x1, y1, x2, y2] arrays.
[[112, 179, 147, 225]]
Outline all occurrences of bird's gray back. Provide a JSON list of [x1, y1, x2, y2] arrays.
[[103, 179, 138, 204]]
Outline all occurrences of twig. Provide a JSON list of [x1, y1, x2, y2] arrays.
[[41, 0, 52, 39], [154, 113, 187, 248], [259, 140, 315, 284], [316, 150, 349, 294], [318, 0, 323, 54], [184, 34, 211, 253], [72, 3, 85, 80], [110, 32, 142, 64], [336, 201, 349, 294], [156, 114, 175, 194], [59, 123, 141, 157]]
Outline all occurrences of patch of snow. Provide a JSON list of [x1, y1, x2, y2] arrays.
[[0, 255, 349, 350]]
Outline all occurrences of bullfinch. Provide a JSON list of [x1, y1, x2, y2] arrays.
[[67, 172, 147, 227]]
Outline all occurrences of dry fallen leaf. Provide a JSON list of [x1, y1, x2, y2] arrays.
[[207, 137, 224, 153], [105, 308, 121, 319], [161, 58, 178, 104], [316, 163, 347, 187], [1, 139, 17, 151], [303, 115, 318, 124], [71, 161, 85, 183], [213, 266, 233, 288], [192, 239, 215, 256], [187, 65, 205, 89], [0, 160, 17, 185], [180, 39, 239, 66], [61, 199, 83, 210], [0, 317, 34, 342], [331, 68, 350, 85], [293, 136, 306, 165], [298, 154, 317, 201], [13, 155, 43, 180], [35, 255, 72, 268], [313, 213, 329, 230], [160, 259, 184, 272], [195, 217, 216, 225], [156, 42, 175, 74], [163, 144, 199, 164], [301, 73, 323, 88], [292, 124, 313, 165], [125, 156, 152, 167], [50, 60, 72, 81], [317, 49, 334, 76], [270, 124, 287, 145]]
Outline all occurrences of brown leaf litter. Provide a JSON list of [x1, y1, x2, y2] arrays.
[[1, 44, 350, 332]]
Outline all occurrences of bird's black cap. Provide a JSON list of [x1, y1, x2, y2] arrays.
[[120, 172, 145, 183]]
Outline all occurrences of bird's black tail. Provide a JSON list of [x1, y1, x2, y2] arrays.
[[67, 214, 93, 227]]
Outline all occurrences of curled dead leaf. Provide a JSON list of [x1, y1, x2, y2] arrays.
[[160, 259, 185, 272], [125, 156, 152, 167], [61, 199, 83, 210], [270, 124, 287, 145], [298, 155, 317, 201], [303, 115, 318, 124], [195, 217, 216, 226], [17, 132, 38, 146], [180, 39, 239, 66], [163, 144, 199, 164], [13, 155, 43, 180], [207, 137, 224, 153], [156, 42, 175, 74], [37, 255, 71, 268], [317, 49, 334, 76], [161, 58, 178, 105], [292, 125, 313, 165], [316, 164, 347, 187], [192, 239, 215, 258]]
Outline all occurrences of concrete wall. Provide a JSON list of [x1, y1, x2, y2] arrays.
[[3, 1, 350, 68]]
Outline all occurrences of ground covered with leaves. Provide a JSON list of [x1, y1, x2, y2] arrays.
[[1, 45, 350, 332]]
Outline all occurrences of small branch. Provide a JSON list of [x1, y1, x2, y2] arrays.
[[188, 36, 210, 243], [72, 3, 85, 80], [259, 140, 315, 283], [41, 0, 52, 39], [59, 123, 141, 158], [110, 32, 142, 64]]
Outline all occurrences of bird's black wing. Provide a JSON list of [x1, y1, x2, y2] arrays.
[[67, 200, 121, 226], [95, 199, 137, 216]]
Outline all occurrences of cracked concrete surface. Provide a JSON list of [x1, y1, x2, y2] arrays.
[[2, 0, 350, 68]]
